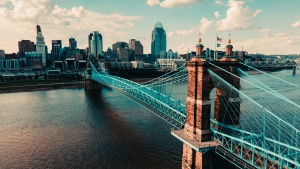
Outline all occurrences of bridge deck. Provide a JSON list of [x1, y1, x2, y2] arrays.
[[171, 129, 221, 152]]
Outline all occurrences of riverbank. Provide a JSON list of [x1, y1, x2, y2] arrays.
[[0, 80, 84, 93]]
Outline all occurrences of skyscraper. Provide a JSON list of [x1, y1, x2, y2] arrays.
[[51, 40, 62, 61], [69, 37, 77, 49], [129, 39, 143, 55], [36, 25, 47, 67], [88, 31, 103, 57], [151, 22, 166, 62], [18, 40, 35, 57], [0, 50, 5, 59], [112, 42, 130, 62]]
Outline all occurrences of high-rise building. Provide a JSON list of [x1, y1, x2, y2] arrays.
[[151, 22, 166, 62], [51, 40, 62, 61], [0, 50, 5, 59], [112, 42, 131, 61], [112, 42, 129, 55], [69, 37, 77, 49], [35, 25, 47, 67], [129, 39, 143, 55], [18, 40, 35, 57], [88, 31, 103, 57]]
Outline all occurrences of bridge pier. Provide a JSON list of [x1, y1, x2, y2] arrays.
[[84, 55, 102, 91], [172, 53, 241, 169], [84, 78, 102, 90], [293, 66, 296, 75]]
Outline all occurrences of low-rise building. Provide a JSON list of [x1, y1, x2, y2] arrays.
[[131, 61, 144, 69], [25, 52, 42, 69], [157, 58, 185, 70]]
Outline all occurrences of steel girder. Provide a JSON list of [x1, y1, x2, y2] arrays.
[[90, 71, 186, 128], [211, 120, 300, 169], [244, 61, 297, 68]]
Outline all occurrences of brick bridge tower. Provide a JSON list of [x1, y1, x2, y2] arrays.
[[84, 54, 102, 90], [172, 38, 240, 169]]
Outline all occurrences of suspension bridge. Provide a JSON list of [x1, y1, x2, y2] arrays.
[[84, 40, 299, 169]]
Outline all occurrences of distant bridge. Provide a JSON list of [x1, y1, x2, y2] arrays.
[[244, 60, 297, 69]]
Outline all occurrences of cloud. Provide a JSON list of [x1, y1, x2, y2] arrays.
[[0, 0, 55, 22], [236, 34, 300, 54], [198, 18, 214, 33], [275, 32, 288, 37], [167, 31, 174, 37], [176, 18, 214, 35], [214, 0, 224, 5], [146, 0, 205, 8], [216, 0, 261, 31], [0, 0, 143, 52], [291, 20, 300, 27], [214, 11, 220, 18], [259, 28, 270, 33], [177, 43, 195, 54], [0, 0, 9, 5], [146, 0, 160, 6], [176, 27, 194, 36]]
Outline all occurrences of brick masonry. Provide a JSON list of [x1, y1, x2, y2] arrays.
[[182, 57, 240, 169]]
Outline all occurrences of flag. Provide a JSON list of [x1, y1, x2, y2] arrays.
[[217, 37, 222, 42], [216, 43, 221, 47]]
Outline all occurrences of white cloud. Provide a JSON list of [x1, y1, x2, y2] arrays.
[[146, 0, 205, 8], [146, 0, 160, 6], [177, 43, 195, 54], [214, 0, 224, 5], [259, 28, 271, 37], [167, 31, 174, 37], [291, 20, 300, 27], [198, 18, 214, 33], [0, 0, 143, 52], [214, 11, 220, 18], [0, 0, 9, 5], [176, 27, 194, 36], [275, 32, 288, 37], [236, 34, 300, 55], [176, 18, 214, 35], [216, 0, 261, 31], [259, 28, 270, 33]]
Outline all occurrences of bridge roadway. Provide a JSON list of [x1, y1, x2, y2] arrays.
[[84, 56, 299, 169]]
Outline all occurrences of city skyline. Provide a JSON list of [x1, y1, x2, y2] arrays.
[[0, 0, 300, 55]]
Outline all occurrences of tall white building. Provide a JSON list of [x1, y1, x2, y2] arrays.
[[89, 31, 103, 57], [36, 25, 46, 67]]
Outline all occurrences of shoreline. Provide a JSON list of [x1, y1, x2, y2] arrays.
[[0, 69, 284, 94], [0, 80, 84, 93], [0, 78, 154, 94]]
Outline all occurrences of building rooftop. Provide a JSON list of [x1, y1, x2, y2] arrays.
[[155, 22, 164, 29]]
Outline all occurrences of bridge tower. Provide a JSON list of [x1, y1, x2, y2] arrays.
[[172, 38, 241, 169], [84, 54, 102, 90]]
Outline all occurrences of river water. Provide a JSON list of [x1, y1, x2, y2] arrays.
[[0, 69, 298, 169]]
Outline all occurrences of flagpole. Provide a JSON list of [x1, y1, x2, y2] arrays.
[[215, 32, 217, 60]]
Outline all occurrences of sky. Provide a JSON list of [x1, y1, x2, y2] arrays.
[[0, 0, 300, 55]]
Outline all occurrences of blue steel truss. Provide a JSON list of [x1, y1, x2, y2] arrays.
[[88, 61, 186, 128], [86, 61, 300, 169]]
